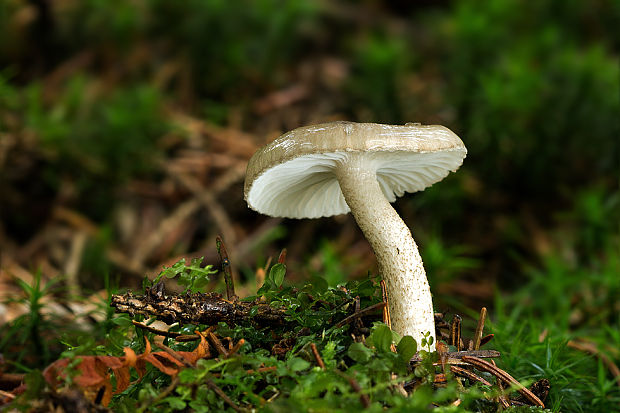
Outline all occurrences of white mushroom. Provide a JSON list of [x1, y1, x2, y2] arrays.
[[244, 121, 467, 350]]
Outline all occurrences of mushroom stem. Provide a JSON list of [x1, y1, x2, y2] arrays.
[[336, 153, 436, 351]]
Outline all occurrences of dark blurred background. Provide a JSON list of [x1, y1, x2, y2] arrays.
[[0, 0, 618, 325]]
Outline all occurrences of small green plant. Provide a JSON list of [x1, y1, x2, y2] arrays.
[[151, 257, 217, 293], [0, 270, 62, 369], [420, 331, 435, 353]]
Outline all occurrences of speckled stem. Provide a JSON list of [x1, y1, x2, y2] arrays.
[[335, 153, 436, 350]]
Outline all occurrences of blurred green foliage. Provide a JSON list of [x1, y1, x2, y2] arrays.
[[442, 0, 619, 197], [347, 32, 412, 123], [1, 73, 166, 221]]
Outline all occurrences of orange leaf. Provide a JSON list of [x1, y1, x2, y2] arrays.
[[40, 336, 215, 406]]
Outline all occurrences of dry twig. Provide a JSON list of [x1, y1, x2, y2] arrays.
[[473, 307, 487, 350], [462, 356, 544, 407], [449, 365, 492, 386], [154, 342, 194, 367], [334, 370, 370, 408], [216, 236, 237, 300], [310, 343, 326, 370], [380, 280, 391, 328], [227, 339, 246, 358], [207, 330, 229, 358], [206, 379, 243, 412], [334, 302, 386, 328], [450, 315, 462, 351], [131, 320, 181, 338]]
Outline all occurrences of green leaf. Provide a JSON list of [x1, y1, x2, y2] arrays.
[[370, 324, 393, 353], [347, 342, 372, 363], [355, 278, 377, 297], [309, 276, 328, 294], [192, 276, 210, 290], [287, 357, 310, 372], [165, 397, 187, 409], [257, 279, 273, 294], [269, 263, 286, 287], [396, 336, 417, 363], [112, 314, 132, 326]]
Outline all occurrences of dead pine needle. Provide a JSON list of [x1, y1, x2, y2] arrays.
[[216, 235, 237, 300]]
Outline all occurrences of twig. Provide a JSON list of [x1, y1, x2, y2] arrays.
[[353, 296, 364, 329], [227, 339, 245, 358], [175, 334, 201, 342], [0, 389, 16, 400], [310, 343, 326, 370], [334, 370, 370, 408], [154, 342, 193, 367], [491, 359, 511, 409], [449, 365, 492, 386], [0, 372, 25, 387], [473, 307, 487, 350], [462, 356, 544, 407], [434, 373, 447, 384], [141, 377, 180, 410], [206, 379, 243, 412], [216, 236, 237, 300], [207, 330, 229, 358], [380, 280, 391, 328], [334, 302, 386, 328], [212, 366, 277, 377], [450, 315, 462, 351], [390, 373, 408, 397], [112, 291, 289, 326], [410, 349, 500, 364], [132, 320, 182, 338]]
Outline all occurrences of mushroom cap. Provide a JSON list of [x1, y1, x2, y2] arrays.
[[244, 121, 467, 219]]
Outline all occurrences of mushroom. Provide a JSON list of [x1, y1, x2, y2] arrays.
[[244, 121, 466, 350]]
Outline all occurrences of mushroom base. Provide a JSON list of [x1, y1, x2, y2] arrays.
[[336, 153, 436, 351]]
